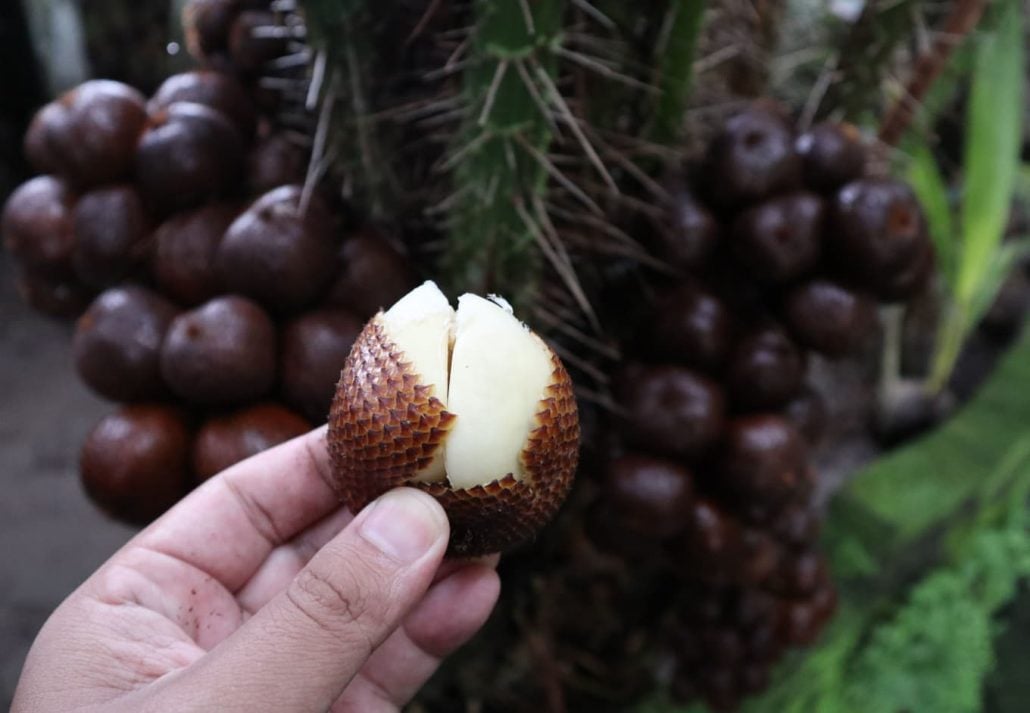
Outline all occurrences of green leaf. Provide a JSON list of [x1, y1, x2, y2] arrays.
[[835, 328, 1030, 559], [907, 141, 956, 288], [955, 0, 1025, 307], [648, 0, 708, 144], [968, 238, 1030, 325], [844, 571, 994, 713]]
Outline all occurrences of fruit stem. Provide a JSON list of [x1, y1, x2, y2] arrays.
[[878, 305, 904, 403]]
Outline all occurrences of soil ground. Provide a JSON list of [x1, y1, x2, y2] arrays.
[[0, 252, 135, 708]]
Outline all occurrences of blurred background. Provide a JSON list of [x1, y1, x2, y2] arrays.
[[1, 1, 1029, 712]]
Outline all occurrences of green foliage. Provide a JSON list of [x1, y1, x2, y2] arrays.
[[916, 0, 1026, 391], [907, 142, 955, 288], [648, 1, 708, 143]]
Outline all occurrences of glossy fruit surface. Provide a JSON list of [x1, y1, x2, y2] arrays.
[[152, 203, 239, 306], [618, 364, 726, 459], [720, 415, 806, 503], [73, 286, 179, 401], [784, 279, 876, 356], [705, 106, 801, 208], [24, 80, 147, 188], [72, 185, 152, 288], [160, 295, 277, 405], [324, 227, 415, 317], [795, 122, 866, 191], [135, 102, 245, 214], [2, 175, 77, 277], [727, 326, 805, 409], [731, 192, 824, 283], [80, 405, 192, 525], [828, 178, 928, 290], [216, 185, 340, 312], [280, 308, 363, 422], [644, 283, 733, 372], [604, 453, 694, 538], [193, 403, 311, 480]]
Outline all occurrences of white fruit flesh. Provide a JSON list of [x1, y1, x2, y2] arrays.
[[378, 283, 555, 489], [380, 281, 455, 483], [445, 294, 554, 490]]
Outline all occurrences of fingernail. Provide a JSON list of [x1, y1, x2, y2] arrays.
[[359, 489, 445, 564]]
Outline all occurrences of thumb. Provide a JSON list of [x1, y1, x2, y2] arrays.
[[171, 488, 449, 712]]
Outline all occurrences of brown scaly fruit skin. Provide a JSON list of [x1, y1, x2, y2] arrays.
[[328, 315, 579, 557]]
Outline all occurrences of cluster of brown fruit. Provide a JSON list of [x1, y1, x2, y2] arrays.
[[2, 0, 415, 526], [589, 106, 932, 710]]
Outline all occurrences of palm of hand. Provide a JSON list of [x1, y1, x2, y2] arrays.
[[13, 429, 499, 713]]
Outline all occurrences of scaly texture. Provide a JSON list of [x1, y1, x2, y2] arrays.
[[327, 316, 455, 507], [328, 319, 579, 557]]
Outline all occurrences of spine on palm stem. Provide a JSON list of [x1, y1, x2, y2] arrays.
[[442, 0, 563, 306]]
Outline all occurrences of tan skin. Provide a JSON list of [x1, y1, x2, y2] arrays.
[[13, 426, 500, 712]]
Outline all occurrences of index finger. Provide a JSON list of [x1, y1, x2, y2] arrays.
[[128, 426, 344, 592]]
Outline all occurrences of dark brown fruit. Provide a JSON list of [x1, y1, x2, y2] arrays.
[[80, 405, 192, 526], [705, 106, 802, 208], [655, 181, 720, 269], [828, 178, 929, 295], [795, 122, 866, 192], [15, 271, 93, 319], [249, 132, 308, 195], [644, 283, 732, 372], [779, 599, 824, 646], [727, 326, 805, 410], [73, 286, 179, 402], [603, 453, 694, 538], [229, 10, 289, 74], [784, 388, 827, 445], [71, 185, 152, 288], [152, 203, 238, 306], [149, 70, 256, 138], [732, 589, 778, 629], [741, 528, 782, 583], [2, 175, 77, 278], [217, 186, 340, 313], [135, 102, 245, 214], [731, 192, 824, 283], [160, 295, 276, 405], [784, 279, 877, 357], [280, 308, 363, 423], [182, 0, 240, 63], [617, 364, 726, 459], [770, 550, 827, 596], [720, 415, 806, 503], [22, 103, 61, 175], [772, 502, 822, 547], [876, 237, 934, 302], [24, 80, 147, 188], [680, 499, 746, 570], [192, 403, 311, 480], [324, 227, 415, 317]]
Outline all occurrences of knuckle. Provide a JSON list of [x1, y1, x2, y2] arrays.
[[286, 566, 368, 637]]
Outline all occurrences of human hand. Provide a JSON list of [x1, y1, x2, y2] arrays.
[[12, 426, 500, 712]]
